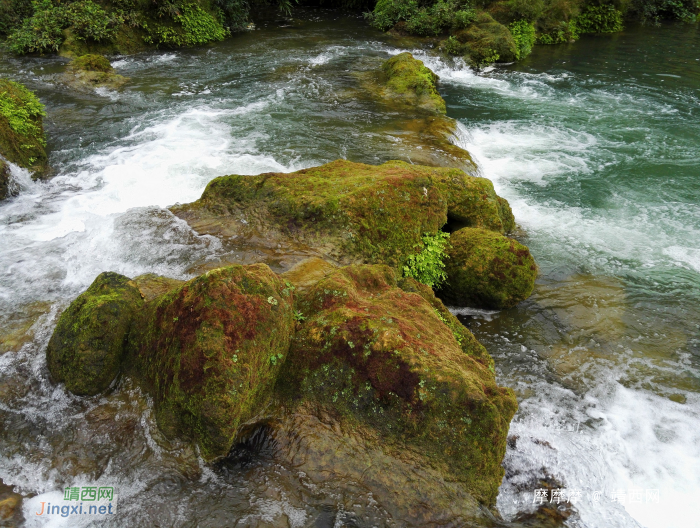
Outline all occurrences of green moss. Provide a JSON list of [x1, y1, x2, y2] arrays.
[[454, 11, 518, 65], [46, 272, 144, 396], [172, 160, 515, 273], [278, 264, 517, 505], [127, 264, 295, 461], [65, 53, 128, 89], [382, 52, 446, 114], [70, 53, 113, 72], [438, 227, 537, 310], [0, 78, 48, 177]]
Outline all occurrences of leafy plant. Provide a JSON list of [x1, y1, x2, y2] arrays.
[[403, 231, 450, 288], [509, 19, 535, 59], [7, 0, 67, 54], [66, 1, 118, 42], [575, 5, 624, 33], [0, 80, 46, 142]]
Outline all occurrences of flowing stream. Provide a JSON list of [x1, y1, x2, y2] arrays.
[[0, 11, 698, 528]]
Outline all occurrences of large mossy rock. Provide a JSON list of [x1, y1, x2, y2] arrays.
[[46, 272, 143, 396], [0, 78, 48, 179], [454, 11, 518, 65], [172, 160, 515, 271], [438, 227, 537, 309], [64, 54, 128, 90], [278, 264, 517, 505], [128, 264, 295, 461], [382, 52, 446, 114]]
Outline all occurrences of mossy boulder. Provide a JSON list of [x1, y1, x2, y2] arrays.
[[438, 227, 537, 309], [454, 11, 518, 65], [46, 272, 143, 396], [0, 160, 10, 200], [172, 160, 515, 272], [382, 52, 446, 114], [128, 264, 295, 461], [278, 264, 517, 505], [0, 78, 48, 178], [65, 54, 128, 90]]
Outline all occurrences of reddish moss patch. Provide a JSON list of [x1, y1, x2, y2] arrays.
[[128, 264, 295, 461], [278, 264, 517, 505]]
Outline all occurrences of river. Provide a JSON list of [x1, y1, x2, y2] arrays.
[[0, 10, 698, 528]]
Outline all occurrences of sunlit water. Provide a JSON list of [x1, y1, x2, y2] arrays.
[[0, 11, 699, 528]]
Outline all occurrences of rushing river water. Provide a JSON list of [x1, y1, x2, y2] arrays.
[[0, 11, 699, 528]]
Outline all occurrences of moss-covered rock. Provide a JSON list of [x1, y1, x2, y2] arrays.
[[64, 54, 128, 90], [438, 227, 537, 309], [46, 272, 143, 395], [172, 160, 515, 272], [0, 159, 10, 201], [127, 264, 295, 461], [278, 264, 517, 505], [382, 52, 446, 114], [454, 11, 518, 66], [0, 78, 48, 178]]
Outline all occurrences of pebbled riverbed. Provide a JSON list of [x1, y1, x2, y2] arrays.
[[0, 11, 698, 528]]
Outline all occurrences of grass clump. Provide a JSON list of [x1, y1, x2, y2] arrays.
[[403, 231, 450, 288]]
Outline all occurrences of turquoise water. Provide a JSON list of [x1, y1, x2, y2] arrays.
[[0, 13, 698, 528]]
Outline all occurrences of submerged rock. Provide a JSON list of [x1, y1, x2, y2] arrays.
[[438, 227, 537, 310], [46, 272, 143, 395], [64, 54, 128, 90], [382, 52, 446, 114], [127, 264, 295, 461], [278, 264, 517, 505], [171, 159, 515, 271], [0, 79, 49, 181]]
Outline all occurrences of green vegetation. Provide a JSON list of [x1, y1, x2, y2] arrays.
[[509, 19, 535, 59], [0, 78, 48, 176], [402, 231, 450, 288], [143, 2, 228, 47], [370, 0, 699, 66]]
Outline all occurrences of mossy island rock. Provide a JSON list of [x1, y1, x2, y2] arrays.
[[64, 54, 128, 90], [171, 159, 515, 271], [127, 264, 295, 461], [453, 11, 518, 66], [46, 272, 143, 395], [0, 78, 49, 182], [382, 52, 446, 114], [438, 227, 537, 310], [278, 263, 517, 504]]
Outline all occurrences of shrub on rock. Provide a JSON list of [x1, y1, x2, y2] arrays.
[[279, 264, 517, 505], [128, 264, 295, 461], [46, 272, 143, 395], [438, 227, 537, 309]]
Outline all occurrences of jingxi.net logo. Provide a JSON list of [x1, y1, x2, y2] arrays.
[[34, 486, 117, 518]]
